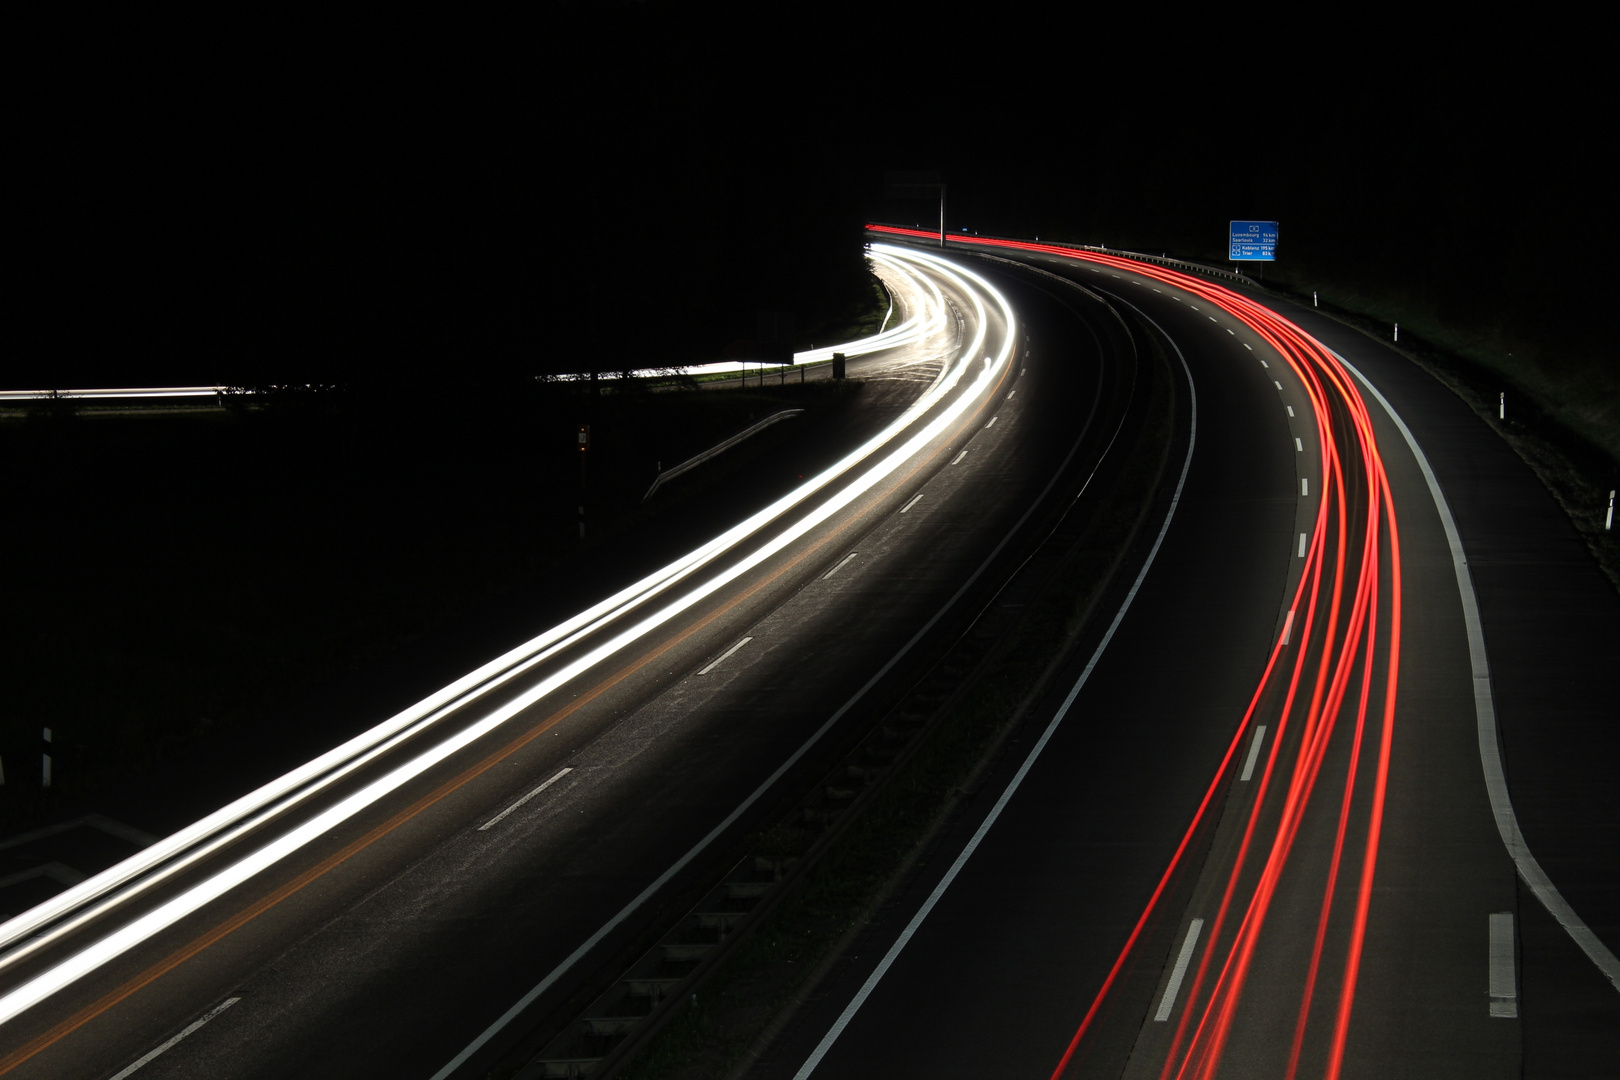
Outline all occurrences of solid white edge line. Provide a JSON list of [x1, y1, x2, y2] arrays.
[[429, 250, 1032, 1080], [1489, 911, 1518, 1017], [1154, 918, 1205, 1021], [790, 299, 1198, 1079], [108, 997, 239, 1079], [1240, 725, 1268, 783], [1333, 346, 1620, 993], [478, 769, 574, 832]]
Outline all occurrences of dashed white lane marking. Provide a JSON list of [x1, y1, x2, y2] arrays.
[[1274, 380, 1284, 390], [1299, 532, 1308, 558], [900, 492, 924, 514], [1287, 405, 1295, 417], [1490, 912, 1518, 1017], [480, 768, 574, 831], [1280, 608, 1295, 645], [1243, 343, 1252, 351], [1241, 725, 1269, 782], [110, 997, 240, 1079], [1208, 315, 1218, 323], [1260, 359, 1269, 368], [951, 449, 969, 465], [1155, 919, 1205, 1021], [699, 636, 754, 674], [1007, 390, 1017, 399], [781, 293, 1204, 1080], [1296, 437, 1304, 452], [985, 416, 998, 429], [1302, 478, 1309, 497], [823, 552, 859, 580], [1226, 328, 1235, 335]]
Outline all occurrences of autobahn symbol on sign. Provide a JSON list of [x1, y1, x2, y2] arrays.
[[1229, 220, 1278, 261]]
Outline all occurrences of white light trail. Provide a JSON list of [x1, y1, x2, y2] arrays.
[[0, 246, 953, 973], [0, 243, 1019, 1029]]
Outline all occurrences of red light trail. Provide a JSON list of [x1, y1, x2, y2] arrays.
[[867, 225, 1405, 1079]]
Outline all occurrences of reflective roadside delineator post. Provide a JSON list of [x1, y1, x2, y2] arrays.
[[577, 423, 590, 540]]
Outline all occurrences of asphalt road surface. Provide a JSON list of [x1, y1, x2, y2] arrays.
[[0, 244, 1148, 1079], [754, 231, 1619, 1079], [6, 236, 1613, 1080]]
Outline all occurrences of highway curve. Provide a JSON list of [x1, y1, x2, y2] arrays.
[[756, 230, 1619, 1079], [0, 243, 1152, 1079]]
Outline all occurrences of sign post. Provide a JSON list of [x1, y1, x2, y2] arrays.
[[887, 172, 947, 248], [577, 424, 590, 540]]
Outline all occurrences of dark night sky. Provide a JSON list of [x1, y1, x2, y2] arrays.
[[11, 7, 1609, 390]]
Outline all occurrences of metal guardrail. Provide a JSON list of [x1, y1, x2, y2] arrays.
[[0, 387, 227, 401]]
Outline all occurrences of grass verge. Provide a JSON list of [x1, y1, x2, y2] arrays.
[[1264, 290, 1620, 596]]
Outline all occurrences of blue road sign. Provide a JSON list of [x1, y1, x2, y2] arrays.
[[1229, 220, 1278, 261]]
